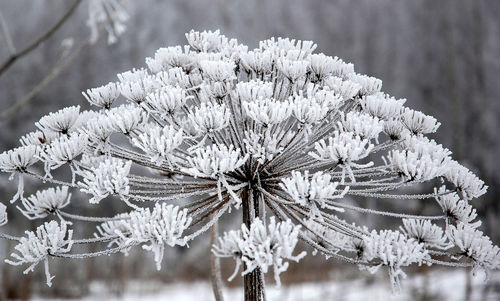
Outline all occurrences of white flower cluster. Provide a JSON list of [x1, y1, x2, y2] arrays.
[[434, 186, 481, 228], [445, 161, 488, 200], [0, 145, 40, 174], [401, 219, 450, 250], [183, 144, 248, 178], [447, 224, 500, 275], [213, 217, 306, 286], [362, 230, 428, 293], [18, 186, 71, 220], [309, 131, 374, 182], [79, 158, 131, 204], [115, 204, 191, 270], [5, 221, 73, 287], [35, 106, 81, 135], [279, 171, 348, 210], [82, 82, 120, 109], [132, 125, 183, 166], [38, 133, 87, 176]]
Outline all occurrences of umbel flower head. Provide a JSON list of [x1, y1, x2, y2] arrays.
[[0, 30, 496, 296]]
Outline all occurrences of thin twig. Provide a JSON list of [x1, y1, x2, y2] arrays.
[[0, 0, 83, 76]]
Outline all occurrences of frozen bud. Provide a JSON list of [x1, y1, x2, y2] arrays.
[[383, 119, 409, 141], [145, 45, 194, 73], [213, 217, 306, 286], [309, 54, 353, 82], [348, 73, 382, 96], [402, 135, 451, 164], [324, 76, 361, 100], [401, 108, 441, 135], [0, 145, 40, 173], [312, 88, 343, 111], [362, 229, 428, 293], [340, 111, 384, 141], [199, 81, 230, 100], [39, 133, 87, 172], [19, 130, 58, 147], [272, 38, 317, 57], [79, 158, 131, 204], [239, 50, 274, 75], [309, 131, 373, 165], [444, 161, 487, 200], [82, 82, 120, 109], [199, 60, 236, 82], [156, 68, 191, 89], [145, 85, 189, 117], [186, 29, 228, 53], [119, 75, 159, 104], [401, 219, 450, 250], [242, 98, 292, 126], [309, 131, 374, 183], [5, 221, 73, 287], [434, 186, 481, 228], [107, 105, 147, 135], [0, 203, 7, 226], [243, 129, 291, 164], [131, 125, 183, 166], [360, 93, 405, 120], [186, 101, 230, 135], [36, 106, 81, 135], [18, 186, 71, 220], [280, 171, 347, 210], [386, 149, 448, 182], [117, 203, 191, 270], [183, 144, 248, 178], [117, 68, 149, 83], [233, 80, 273, 102], [277, 58, 310, 82], [291, 93, 329, 124], [447, 224, 500, 274]]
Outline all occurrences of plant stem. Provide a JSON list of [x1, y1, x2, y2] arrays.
[[242, 188, 266, 301], [210, 215, 225, 301]]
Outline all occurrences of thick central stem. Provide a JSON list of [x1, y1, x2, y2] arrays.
[[241, 187, 265, 301]]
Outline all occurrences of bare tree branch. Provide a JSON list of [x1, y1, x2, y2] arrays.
[[0, 0, 83, 77]]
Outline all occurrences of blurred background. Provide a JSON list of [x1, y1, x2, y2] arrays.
[[0, 0, 499, 300]]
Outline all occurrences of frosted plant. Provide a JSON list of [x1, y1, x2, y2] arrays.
[[213, 217, 306, 286], [0, 30, 497, 300], [18, 186, 71, 220], [5, 221, 73, 287]]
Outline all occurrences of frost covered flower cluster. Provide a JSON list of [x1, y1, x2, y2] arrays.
[[4, 221, 73, 287], [0, 30, 496, 295], [213, 217, 306, 286]]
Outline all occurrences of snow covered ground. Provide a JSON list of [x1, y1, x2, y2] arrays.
[[31, 269, 500, 301]]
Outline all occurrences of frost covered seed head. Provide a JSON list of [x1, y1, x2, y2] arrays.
[[0, 30, 495, 294], [79, 158, 131, 204], [18, 186, 71, 220], [5, 221, 73, 287]]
